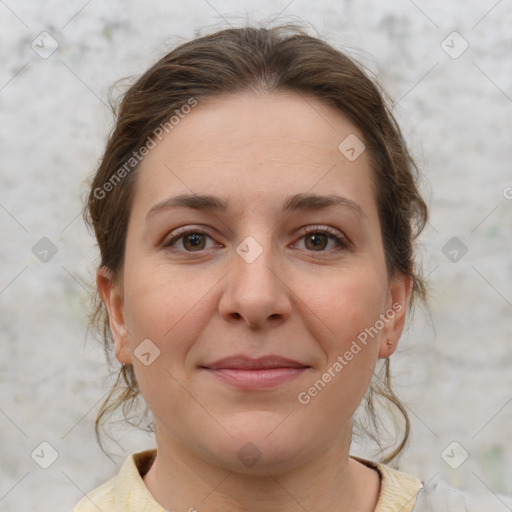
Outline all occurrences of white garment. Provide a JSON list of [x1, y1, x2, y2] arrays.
[[412, 478, 512, 512]]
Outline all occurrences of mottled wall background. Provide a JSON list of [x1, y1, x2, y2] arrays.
[[1, 1, 511, 510]]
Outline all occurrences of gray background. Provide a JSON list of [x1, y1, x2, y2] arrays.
[[0, 1, 511, 510]]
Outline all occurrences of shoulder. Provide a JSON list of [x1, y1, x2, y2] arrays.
[[73, 477, 116, 511], [412, 477, 512, 512], [356, 456, 512, 512], [73, 449, 162, 512], [352, 456, 423, 512]]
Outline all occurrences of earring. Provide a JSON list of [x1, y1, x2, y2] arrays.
[[387, 338, 393, 348]]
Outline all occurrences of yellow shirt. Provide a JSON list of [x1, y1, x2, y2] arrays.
[[73, 449, 423, 512]]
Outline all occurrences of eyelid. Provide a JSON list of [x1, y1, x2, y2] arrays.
[[294, 225, 350, 252], [295, 224, 346, 240], [161, 225, 216, 248], [161, 224, 350, 253]]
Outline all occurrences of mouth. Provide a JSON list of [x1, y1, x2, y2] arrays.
[[200, 355, 311, 390]]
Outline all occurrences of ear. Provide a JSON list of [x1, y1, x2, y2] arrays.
[[96, 267, 132, 364], [378, 273, 413, 359]]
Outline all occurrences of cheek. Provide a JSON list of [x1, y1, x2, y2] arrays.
[[120, 262, 207, 418], [297, 265, 387, 407], [122, 241, 186, 331], [296, 271, 386, 423], [121, 253, 212, 374], [304, 265, 388, 350]]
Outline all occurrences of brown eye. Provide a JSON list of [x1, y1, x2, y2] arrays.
[[295, 226, 348, 254], [304, 233, 329, 251], [163, 229, 213, 252], [182, 232, 207, 251]]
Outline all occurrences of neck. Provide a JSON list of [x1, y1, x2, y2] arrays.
[[142, 427, 381, 512]]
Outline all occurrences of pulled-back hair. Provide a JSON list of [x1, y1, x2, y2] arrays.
[[83, 23, 428, 464]]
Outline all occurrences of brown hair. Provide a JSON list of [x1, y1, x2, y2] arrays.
[[83, 23, 428, 463]]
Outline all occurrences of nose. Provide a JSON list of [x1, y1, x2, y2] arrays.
[[218, 236, 292, 328]]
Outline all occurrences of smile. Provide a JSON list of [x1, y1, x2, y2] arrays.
[[201, 354, 310, 390]]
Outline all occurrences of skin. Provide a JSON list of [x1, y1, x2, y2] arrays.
[[98, 91, 412, 512]]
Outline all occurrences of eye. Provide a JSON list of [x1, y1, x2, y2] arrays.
[[162, 227, 215, 252], [162, 225, 349, 254], [294, 225, 349, 254]]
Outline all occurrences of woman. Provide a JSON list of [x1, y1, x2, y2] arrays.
[[75, 23, 507, 512]]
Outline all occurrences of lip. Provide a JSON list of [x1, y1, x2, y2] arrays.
[[201, 355, 310, 390], [205, 355, 308, 370]]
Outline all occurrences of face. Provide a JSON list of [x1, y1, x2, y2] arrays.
[[99, 91, 411, 474]]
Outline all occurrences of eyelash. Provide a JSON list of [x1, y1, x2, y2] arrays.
[[162, 225, 349, 255]]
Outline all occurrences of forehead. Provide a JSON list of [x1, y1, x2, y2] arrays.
[[157, 90, 363, 157], [132, 91, 377, 220]]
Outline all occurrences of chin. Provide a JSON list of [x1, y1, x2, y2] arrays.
[[205, 412, 311, 475]]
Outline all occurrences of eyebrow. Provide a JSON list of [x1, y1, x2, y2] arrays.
[[146, 192, 367, 221]]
